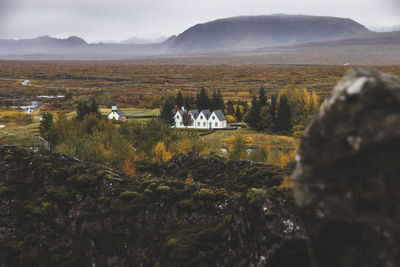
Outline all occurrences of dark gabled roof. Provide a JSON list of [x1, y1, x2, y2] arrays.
[[176, 110, 184, 116], [116, 109, 126, 118], [189, 109, 199, 119], [213, 110, 226, 121], [201, 109, 211, 119]]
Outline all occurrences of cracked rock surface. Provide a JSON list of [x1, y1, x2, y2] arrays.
[[294, 69, 400, 267]]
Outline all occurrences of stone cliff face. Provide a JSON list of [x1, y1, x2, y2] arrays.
[[294, 69, 400, 267], [0, 147, 308, 266]]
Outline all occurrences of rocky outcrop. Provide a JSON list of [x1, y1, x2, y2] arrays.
[[0, 146, 307, 266], [293, 69, 400, 267], [227, 187, 310, 267]]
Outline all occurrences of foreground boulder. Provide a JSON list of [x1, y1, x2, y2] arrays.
[[294, 69, 400, 267]]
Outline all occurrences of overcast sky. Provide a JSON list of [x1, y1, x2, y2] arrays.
[[1, 0, 400, 43]]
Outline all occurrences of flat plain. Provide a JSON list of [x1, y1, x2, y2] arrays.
[[1, 60, 400, 106]]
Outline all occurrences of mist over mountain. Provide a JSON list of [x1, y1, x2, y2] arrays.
[[0, 35, 168, 57], [1, 14, 399, 64], [0, 35, 88, 54], [168, 14, 371, 52], [371, 25, 400, 32], [121, 36, 168, 44]]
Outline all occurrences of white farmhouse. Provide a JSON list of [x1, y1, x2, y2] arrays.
[[173, 108, 199, 128], [173, 109, 184, 127], [173, 107, 227, 129], [108, 104, 127, 121], [209, 110, 227, 129], [196, 110, 211, 129]]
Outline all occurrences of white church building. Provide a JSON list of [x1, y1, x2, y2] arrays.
[[108, 104, 127, 121], [173, 107, 227, 129]]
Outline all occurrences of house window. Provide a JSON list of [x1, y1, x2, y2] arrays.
[[200, 115, 203, 119], [215, 122, 218, 127], [203, 122, 206, 126], [212, 116, 215, 120], [177, 115, 179, 119], [197, 122, 200, 126]]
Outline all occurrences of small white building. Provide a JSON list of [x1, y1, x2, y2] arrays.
[[108, 104, 127, 121], [173, 107, 227, 129], [20, 101, 41, 114]]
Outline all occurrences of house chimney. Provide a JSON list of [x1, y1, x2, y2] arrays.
[[181, 106, 185, 111], [112, 104, 117, 111]]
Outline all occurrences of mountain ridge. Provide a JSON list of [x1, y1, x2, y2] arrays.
[[1, 14, 399, 64], [168, 14, 371, 52]]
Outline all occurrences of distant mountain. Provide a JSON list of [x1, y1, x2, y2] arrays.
[[0, 35, 169, 57], [168, 14, 371, 52], [253, 31, 400, 51], [0, 35, 88, 54], [2, 14, 400, 64]]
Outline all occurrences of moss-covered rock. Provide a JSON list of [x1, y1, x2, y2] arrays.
[[0, 146, 307, 266]]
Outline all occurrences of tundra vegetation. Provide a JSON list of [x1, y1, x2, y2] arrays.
[[1, 65, 399, 267], [1, 61, 399, 176]]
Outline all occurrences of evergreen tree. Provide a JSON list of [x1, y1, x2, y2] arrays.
[[226, 101, 235, 115], [235, 105, 242, 122], [217, 89, 224, 110], [184, 95, 192, 110], [40, 112, 58, 144], [245, 96, 261, 131], [76, 100, 89, 120], [77, 98, 100, 120], [182, 110, 193, 127], [211, 91, 218, 110], [241, 101, 249, 114], [270, 95, 277, 128], [259, 106, 274, 132], [160, 99, 175, 126], [40, 112, 53, 137], [258, 87, 267, 107], [190, 95, 195, 108], [276, 95, 292, 133], [176, 91, 184, 109], [196, 87, 210, 110]]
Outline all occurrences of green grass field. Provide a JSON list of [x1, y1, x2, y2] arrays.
[[100, 107, 160, 116]]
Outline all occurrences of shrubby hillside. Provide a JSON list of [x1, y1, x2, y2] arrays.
[[0, 146, 309, 266]]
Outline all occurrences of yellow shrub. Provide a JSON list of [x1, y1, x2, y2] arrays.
[[222, 136, 236, 148], [152, 141, 172, 163], [175, 137, 192, 155], [122, 159, 136, 176], [281, 176, 293, 188], [226, 115, 235, 123], [185, 173, 194, 185], [280, 154, 291, 166], [245, 136, 255, 144], [280, 150, 296, 166]]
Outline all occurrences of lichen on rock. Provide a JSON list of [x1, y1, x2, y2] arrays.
[[294, 69, 400, 267]]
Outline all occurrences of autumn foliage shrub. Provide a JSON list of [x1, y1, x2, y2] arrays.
[[226, 115, 235, 123], [0, 110, 33, 125]]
